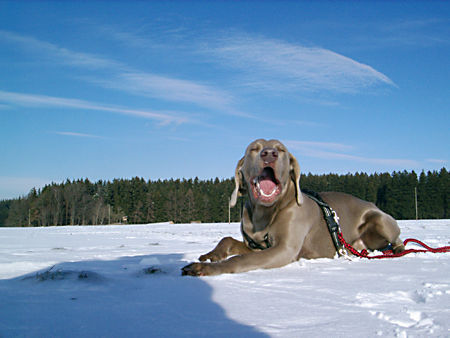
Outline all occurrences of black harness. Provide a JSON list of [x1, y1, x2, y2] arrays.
[[301, 189, 347, 257], [240, 199, 273, 251], [242, 227, 271, 251], [241, 189, 347, 256]]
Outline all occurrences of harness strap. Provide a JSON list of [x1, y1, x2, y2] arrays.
[[302, 189, 347, 257], [240, 200, 271, 250], [241, 189, 345, 255]]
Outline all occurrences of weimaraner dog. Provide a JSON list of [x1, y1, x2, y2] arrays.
[[182, 139, 405, 276]]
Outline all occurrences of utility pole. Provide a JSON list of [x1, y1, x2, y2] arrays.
[[415, 187, 418, 220], [228, 197, 231, 224]]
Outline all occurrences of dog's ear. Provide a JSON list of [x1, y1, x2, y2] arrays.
[[289, 153, 304, 206], [230, 156, 245, 208]]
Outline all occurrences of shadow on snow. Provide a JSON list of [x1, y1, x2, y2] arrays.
[[0, 253, 268, 337]]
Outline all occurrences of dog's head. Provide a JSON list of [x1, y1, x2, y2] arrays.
[[230, 139, 303, 208]]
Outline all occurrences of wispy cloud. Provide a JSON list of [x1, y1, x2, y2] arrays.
[[203, 34, 396, 94], [286, 140, 354, 152], [348, 18, 450, 51], [378, 18, 450, 47], [0, 30, 123, 70], [53, 131, 104, 139], [0, 28, 395, 121], [0, 30, 246, 118], [0, 90, 189, 125], [89, 72, 235, 112], [95, 24, 152, 49], [265, 119, 325, 128], [426, 158, 447, 165], [285, 139, 418, 168]]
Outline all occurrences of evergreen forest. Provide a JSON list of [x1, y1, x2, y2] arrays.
[[0, 168, 448, 227]]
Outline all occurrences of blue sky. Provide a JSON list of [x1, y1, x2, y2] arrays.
[[0, 1, 449, 200]]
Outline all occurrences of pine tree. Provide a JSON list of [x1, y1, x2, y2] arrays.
[[1, 168, 447, 226]]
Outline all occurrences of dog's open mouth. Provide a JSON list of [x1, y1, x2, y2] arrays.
[[251, 167, 281, 204]]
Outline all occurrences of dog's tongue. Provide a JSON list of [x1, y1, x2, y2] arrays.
[[259, 178, 276, 195]]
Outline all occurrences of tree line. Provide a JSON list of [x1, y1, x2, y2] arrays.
[[0, 168, 448, 227]]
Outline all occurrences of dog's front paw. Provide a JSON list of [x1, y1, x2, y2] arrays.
[[181, 262, 214, 276]]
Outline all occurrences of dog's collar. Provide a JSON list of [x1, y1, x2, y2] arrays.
[[241, 224, 271, 250]]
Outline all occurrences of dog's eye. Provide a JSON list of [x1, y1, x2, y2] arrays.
[[250, 144, 262, 152], [276, 146, 286, 153]]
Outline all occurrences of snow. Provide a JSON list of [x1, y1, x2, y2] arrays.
[[0, 220, 449, 337]]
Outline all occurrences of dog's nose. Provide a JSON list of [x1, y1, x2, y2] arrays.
[[260, 147, 278, 163]]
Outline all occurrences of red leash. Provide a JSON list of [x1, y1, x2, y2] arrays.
[[337, 233, 450, 259]]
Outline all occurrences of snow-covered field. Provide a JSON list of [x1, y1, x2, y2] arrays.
[[0, 220, 449, 337]]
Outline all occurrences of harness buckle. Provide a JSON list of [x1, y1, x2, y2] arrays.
[[332, 210, 340, 225]]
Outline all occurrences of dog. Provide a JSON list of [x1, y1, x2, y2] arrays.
[[182, 139, 405, 276]]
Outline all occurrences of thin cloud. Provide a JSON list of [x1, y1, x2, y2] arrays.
[[0, 30, 246, 117], [95, 24, 152, 48], [286, 140, 418, 167], [265, 119, 325, 128], [90, 72, 235, 111], [290, 120, 325, 128], [96, 25, 396, 95], [426, 158, 447, 165], [285, 140, 355, 152], [0, 90, 189, 125], [0, 30, 123, 70], [315, 150, 418, 168], [53, 131, 105, 139], [204, 34, 396, 93], [378, 18, 450, 47]]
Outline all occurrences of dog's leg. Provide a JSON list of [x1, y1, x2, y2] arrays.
[[199, 237, 251, 262], [360, 210, 405, 253], [375, 213, 405, 253], [183, 244, 298, 276], [351, 238, 367, 251]]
